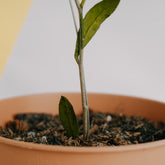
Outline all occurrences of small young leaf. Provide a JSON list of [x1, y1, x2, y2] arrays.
[[75, 0, 120, 62], [59, 96, 79, 138]]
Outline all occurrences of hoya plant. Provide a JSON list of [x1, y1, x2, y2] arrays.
[[59, 0, 120, 140]]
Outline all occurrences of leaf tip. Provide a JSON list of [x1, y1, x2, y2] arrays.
[[59, 95, 79, 138]]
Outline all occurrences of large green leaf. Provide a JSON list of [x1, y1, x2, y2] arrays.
[[75, 0, 120, 62], [59, 96, 79, 138]]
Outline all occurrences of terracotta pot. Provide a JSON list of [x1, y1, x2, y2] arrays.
[[0, 93, 165, 165]]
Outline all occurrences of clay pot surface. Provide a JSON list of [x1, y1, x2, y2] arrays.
[[0, 93, 165, 165]]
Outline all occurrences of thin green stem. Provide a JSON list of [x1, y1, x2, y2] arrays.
[[80, 0, 86, 8], [74, 0, 81, 10], [78, 50, 90, 140], [69, 0, 78, 33], [79, 9, 90, 140], [79, 11, 83, 49], [74, 0, 90, 140]]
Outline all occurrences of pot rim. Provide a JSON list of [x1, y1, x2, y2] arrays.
[[0, 136, 165, 153], [0, 92, 165, 104], [0, 92, 165, 153]]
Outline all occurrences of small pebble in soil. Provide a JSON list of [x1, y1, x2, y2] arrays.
[[106, 115, 112, 122], [27, 131, 36, 137], [41, 136, 48, 144], [0, 110, 165, 146], [14, 137, 22, 141]]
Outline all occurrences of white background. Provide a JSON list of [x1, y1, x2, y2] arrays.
[[0, 0, 165, 102]]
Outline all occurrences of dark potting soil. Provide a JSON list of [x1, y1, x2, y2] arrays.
[[0, 111, 165, 146]]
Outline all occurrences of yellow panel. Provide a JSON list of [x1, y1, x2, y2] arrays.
[[0, 0, 32, 76]]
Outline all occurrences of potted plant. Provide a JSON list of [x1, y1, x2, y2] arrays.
[[0, 0, 165, 165]]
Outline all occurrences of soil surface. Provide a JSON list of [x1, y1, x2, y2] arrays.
[[0, 111, 165, 146]]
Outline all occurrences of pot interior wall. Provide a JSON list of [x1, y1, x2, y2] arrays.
[[0, 93, 165, 127]]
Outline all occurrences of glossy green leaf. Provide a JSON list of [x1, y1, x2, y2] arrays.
[[75, 0, 120, 62], [59, 96, 79, 138]]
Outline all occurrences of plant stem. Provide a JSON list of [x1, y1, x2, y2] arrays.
[[74, 0, 90, 140], [80, 0, 86, 8], [78, 50, 90, 140], [69, 0, 78, 33]]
